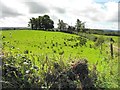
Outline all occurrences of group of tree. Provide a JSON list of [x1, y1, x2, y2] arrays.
[[57, 19, 85, 33], [75, 19, 85, 32], [28, 15, 85, 33], [28, 15, 54, 30], [57, 19, 68, 32]]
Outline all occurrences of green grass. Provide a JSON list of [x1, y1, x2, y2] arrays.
[[1, 30, 119, 89], [2, 30, 118, 66], [2, 30, 107, 63]]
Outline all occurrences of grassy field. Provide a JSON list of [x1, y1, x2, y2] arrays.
[[1, 30, 119, 89], [2, 30, 116, 62]]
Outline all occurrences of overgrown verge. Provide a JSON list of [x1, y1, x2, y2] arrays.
[[2, 53, 119, 89], [1, 54, 93, 89]]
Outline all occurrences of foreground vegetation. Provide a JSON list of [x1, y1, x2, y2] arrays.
[[1, 30, 119, 89]]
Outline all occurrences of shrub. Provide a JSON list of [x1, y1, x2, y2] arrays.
[[2, 53, 118, 89]]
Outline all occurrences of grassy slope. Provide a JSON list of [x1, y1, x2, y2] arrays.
[[2, 30, 102, 63], [1, 30, 119, 88], [2, 30, 118, 64]]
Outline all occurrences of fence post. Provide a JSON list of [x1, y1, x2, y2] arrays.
[[110, 38, 114, 59]]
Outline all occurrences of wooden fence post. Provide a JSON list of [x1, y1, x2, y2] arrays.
[[110, 38, 114, 59]]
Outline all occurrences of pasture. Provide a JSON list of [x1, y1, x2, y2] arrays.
[[2, 30, 117, 62], [1, 30, 119, 89]]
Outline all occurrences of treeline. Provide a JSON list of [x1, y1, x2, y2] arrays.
[[1, 14, 118, 36], [1, 27, 31, 30], [85, 29, 119, 36], [28, 15, 54, 30], [28, 15, 119, 36], [28, 15, 85, 33]]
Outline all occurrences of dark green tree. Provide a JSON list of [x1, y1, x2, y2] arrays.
[[67, 25, 75, 33], [42, 15, 54, 30], [37, 16, 43, 29], [57, 19, 67, 31], [28, 18, 34, 30], [28, 17, 37, 30], [28, 15, 54, 30], [75, 19, 85, 32]]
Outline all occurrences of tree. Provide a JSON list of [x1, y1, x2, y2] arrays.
[[75, 19, 85, 32], [67, 25, 75, 33], [28, 15, 54, 30], [57, 19, 67, 31], [28, 17, 37, 30], [28, 18, 34, 30], [42, 15, 54, 30], [37, 16, 43, 29], [33, 18, 38, 30]]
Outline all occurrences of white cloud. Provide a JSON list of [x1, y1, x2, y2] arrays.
[[1, 0, 29, 15], [104, 2, 118, 22], [0, 0, 118, 30], [86, 22, 118, 30], [0, 16, 29, 27]]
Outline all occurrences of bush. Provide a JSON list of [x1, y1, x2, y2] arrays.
[[95, 36, 104, 47], [2, 53, 118, 89]]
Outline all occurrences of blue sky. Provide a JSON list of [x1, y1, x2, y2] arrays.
[[0, 0, 118, 30]]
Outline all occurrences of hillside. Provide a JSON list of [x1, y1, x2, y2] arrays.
[[1, 30, 119, 89]]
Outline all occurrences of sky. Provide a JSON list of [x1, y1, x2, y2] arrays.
[[0, 0, 119, 30]]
